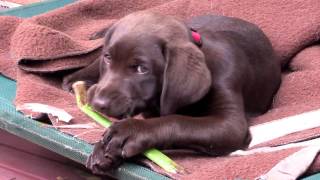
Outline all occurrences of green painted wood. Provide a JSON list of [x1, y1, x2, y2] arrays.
[[0, 0, 75, 17], [302, 174, 320, 180], [0, 97, 169, 180]]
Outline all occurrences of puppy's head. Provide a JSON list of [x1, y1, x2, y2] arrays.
[[88, 12, 211, 119]]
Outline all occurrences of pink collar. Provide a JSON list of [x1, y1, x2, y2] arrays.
[[191, 29, 202, 47]]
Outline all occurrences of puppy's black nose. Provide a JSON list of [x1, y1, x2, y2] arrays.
[[91, 97, 110, 113]]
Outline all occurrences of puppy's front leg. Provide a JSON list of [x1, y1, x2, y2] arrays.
[[86, 113, 249, 175]]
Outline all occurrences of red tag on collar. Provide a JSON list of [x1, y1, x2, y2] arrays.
[[191, 30, 202, 46]]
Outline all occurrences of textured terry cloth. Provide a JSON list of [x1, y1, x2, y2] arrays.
[[1, 0, 320, 179]]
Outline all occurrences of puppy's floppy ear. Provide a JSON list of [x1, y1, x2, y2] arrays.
[[160, 42, 212, 115]]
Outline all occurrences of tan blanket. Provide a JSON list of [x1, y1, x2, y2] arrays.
[[1, 0, 320, 179]]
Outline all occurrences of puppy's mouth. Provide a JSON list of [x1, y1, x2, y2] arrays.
[[90, 98, 146, 120], [119, 100, 147, 119], [87, 85, 148, 119]]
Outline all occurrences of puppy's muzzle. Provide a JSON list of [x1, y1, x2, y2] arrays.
[[88, 85, 131, 119]]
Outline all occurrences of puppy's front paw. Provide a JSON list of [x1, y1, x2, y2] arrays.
[[86, 140, 122, 175], [86, 119, 154, 174]]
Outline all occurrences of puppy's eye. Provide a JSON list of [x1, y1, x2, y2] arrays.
[[136, 65, 149, 74], [103, 54, 111, 64]]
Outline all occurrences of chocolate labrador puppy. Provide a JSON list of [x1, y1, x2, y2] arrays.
[[62, 11, 281, 174]]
